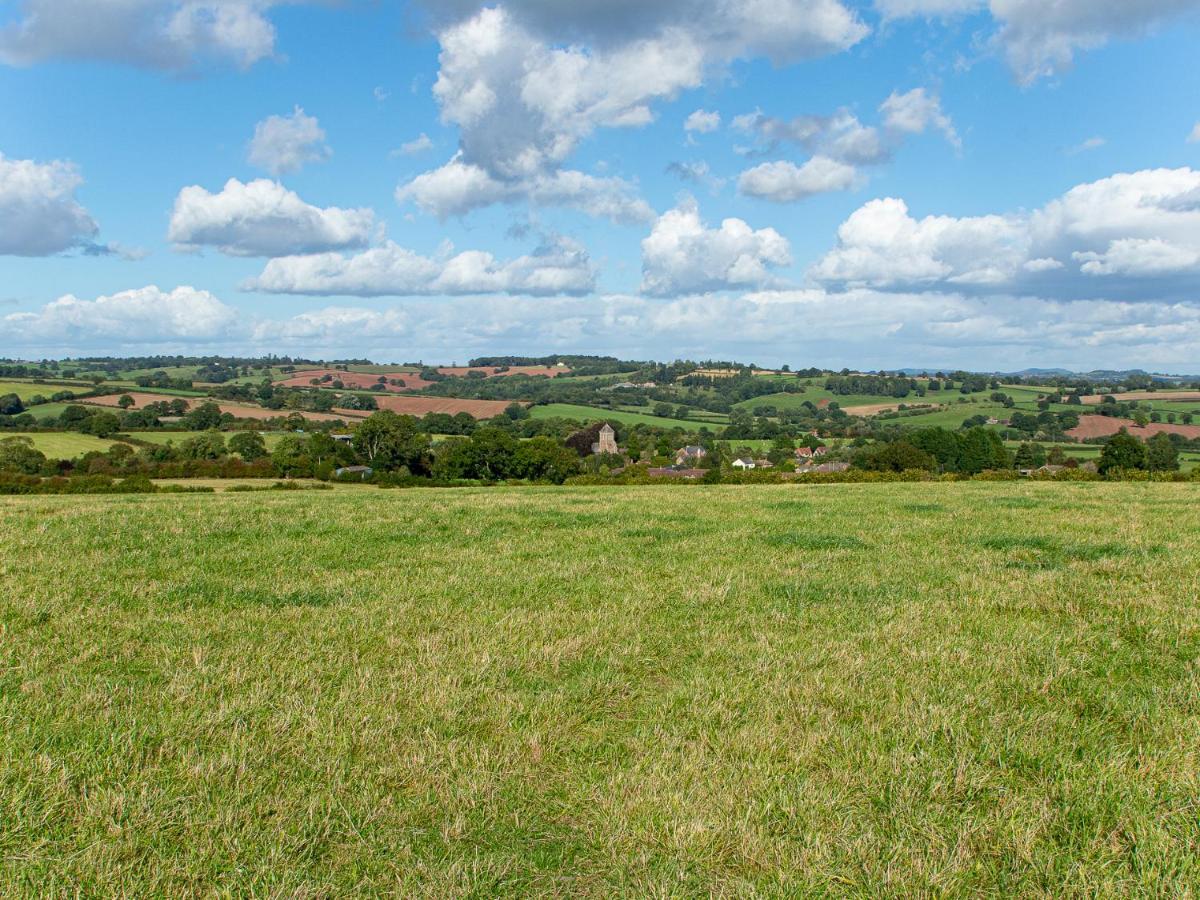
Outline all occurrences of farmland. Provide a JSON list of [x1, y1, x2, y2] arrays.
[[2, 483, 1198, 894], [0, 380, 93, 402]]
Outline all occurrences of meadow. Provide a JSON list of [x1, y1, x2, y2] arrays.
[[1, 483, 1198, 895], [1, 432, 122, 457]]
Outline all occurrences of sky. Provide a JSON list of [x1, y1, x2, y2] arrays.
[[1, 0, 1200, 371]]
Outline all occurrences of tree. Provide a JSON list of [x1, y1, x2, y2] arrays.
[[179, 430, 226, 461], [1146, 432, 1179, 472], [81, 412, 121, 438], [353, 410, 431, 473], [1013, 442, 1047, 469], [117, 394, 135, 410], [908, 427, 962, 472], [228, 431, 267, 461], [958, 428, 1011, 474], [859, 440, 936, 472], [0, 393, 25, 416], [1047, 446, 1066, 466], [185, 401, 225, 430], [514, 436, 581, 483], [1098, 429, 1147, 475], [0, 436, 47, 474], [503, 402, 530, 421], [271, 435, 311, 477]]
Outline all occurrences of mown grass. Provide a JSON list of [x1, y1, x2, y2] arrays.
[[1, 482, 1198, 895]]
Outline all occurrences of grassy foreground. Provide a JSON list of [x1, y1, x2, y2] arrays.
[[1, 483, 1198, 895]]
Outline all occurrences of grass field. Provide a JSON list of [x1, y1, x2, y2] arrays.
[[0, 380, 92, 402], [530, 403, 718, 429], [1, 483, 1198, 894], [129, 431, 291, 449], [0, 432, 122, 457]]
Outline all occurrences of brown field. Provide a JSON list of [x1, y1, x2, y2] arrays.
[[351, 396, 517, 419], [1081, 390, 1200, 404], [274, 369, 440, 393], [1066, 414, 1200, 441], [82, 393, 357, 424], [81, 392, 195, 409], [843, 402, 936, 416]]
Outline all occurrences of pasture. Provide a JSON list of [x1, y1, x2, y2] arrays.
[[0, 380, 91, 402], [1, 483, 1198, 895], [0, 432, 122, 457], [530, 403, 718, 428]]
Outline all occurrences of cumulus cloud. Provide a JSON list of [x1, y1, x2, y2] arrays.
[[640, 199, 791, 296], [812, 167, 1200, 297], [0, 153, 101, 256], [168, 178, 375, 257], [397, 133, 435, 156], [398, 156, 654, 222], [402, 2, 867, 219], [0, 0, 300, 70], [879, 88, 960, 148], [247, 106, 331, 175], [684, 109, 721, 133], [738, 156, 859, 202], [1, 285, 239, 344], [732, 89, 956, 202], [247, 236, 596, 297], [875, 0, 1200, 85]]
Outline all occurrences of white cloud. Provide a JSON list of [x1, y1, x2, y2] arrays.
[[398, 155, 653, 222], [1067, 136, 1106, 155], [168, 178, 375, 257], [738, 156, 859, 202], [1074, 239, 1200, 277], [813, 167, 1200, 296], [640, 199, 791, 296], [734, 108, 890, 164], [247, 106, 331, 176], [247, 236, 595, 297], [1189, 123, 1200, 143], [0, 0, 298, 70], [398, 133, 434, 156], [0, 153, 101, 256], [402, 2, 867, 219], [252, 306, 410, 344], [684, 109, 721, 133], [1, 285, 238, 344], [879, 88, 960, 149], [876, 0, 1200, 85]]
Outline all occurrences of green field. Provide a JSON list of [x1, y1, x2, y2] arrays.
[[2, 483, 1198, 894], [0, 380, 93, 402], [0, 432, 123, 457], [530, 403, 719, 429], [129, 431, 291, 449]]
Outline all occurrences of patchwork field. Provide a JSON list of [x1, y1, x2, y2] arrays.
[[1, 483, 1198, 895]]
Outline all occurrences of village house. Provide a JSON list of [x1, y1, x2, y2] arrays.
[[731, 457, 756, 470], [794, 445, 829, 460], [675, 445, 707, 465], [591, 423, 619, 455]]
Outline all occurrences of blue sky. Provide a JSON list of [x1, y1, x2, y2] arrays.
[[2, 0, 1199, 370]]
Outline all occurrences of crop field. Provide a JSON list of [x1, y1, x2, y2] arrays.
[[1, 483, 1198, 895], [0, 432, 123, 457]]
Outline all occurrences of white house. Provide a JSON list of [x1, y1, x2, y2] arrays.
[[732, 457, 756, 470]]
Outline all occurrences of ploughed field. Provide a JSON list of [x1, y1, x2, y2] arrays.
[[1, 483, 1198, 895]]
